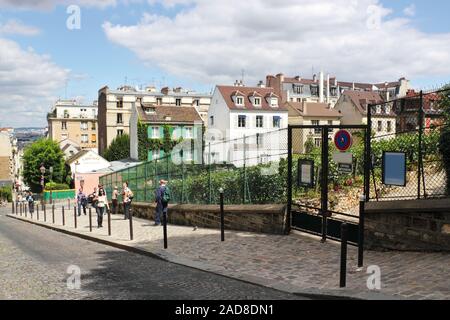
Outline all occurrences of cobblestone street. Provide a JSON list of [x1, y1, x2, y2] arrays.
[[4, 205, 450, 300], [0, 208, 304, 300]]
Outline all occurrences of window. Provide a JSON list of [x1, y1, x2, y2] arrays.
[[117, 129, 124, 137], [80, 121, 88, 130], [330, 87, 337, 96], [254, 97, 261, 107], [310, 85, 319, 96], [176, 99, 181, 106], [61, 133, 68, 140], [238, 115, 246, 128], [91, 122, 96, 130], [312, 120, 320, 134], [156, 98, 162, 105], [61, 121, 67, 130], [376, 106, 381, 114], [117, 113, 123, 124], [256, 133, 262, 146], [385, 106, 391, 114], [273, 116, 281, 128], [210, 116, 214, 126], [81, 134, 88, 143], [91, 134, 97, 143], [236, 96, 244, 106], [185, 127, 193, 139], [387, 121, 392, 133], [314, 138, 321, 147], [117, 100, 123, 109], [377, 121, 382, 132], [193, 99, 199, 107], [184, 149, 193, 161], [293, 84, 303, 94], [256, 115, 264, 128], [151, 127, 160, 138], [270, 98, 278, 107], [297, 98, 301, 102], [152, 149, 160, 160]]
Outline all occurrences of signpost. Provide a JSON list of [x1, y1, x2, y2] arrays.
[[334, 130, 353, 152], [334, 130, 354, 174]]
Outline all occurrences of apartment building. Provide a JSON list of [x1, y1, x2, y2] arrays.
[[206, 83, 288, 166], [0, 132, 14, 187], [47, 100, 98, 153], [98, 85, 212, 155], [266, 72, 410, 107], [130, 102, 203, 161]]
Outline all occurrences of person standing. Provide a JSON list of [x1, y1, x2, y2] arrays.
[[111, 186, 119, 215], [26, 191, 34, 214], [154, 180, 170, 226], [122, 182, 133, 220], [76, 189, 87, 216], [96, 188, 109, 228]]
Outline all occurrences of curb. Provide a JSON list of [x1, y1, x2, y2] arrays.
[[6, 213, 400, 301]]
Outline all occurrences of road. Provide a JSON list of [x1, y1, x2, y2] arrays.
[[0, 208, 306, 300]]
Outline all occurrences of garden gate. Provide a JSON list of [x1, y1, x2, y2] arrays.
[[287, 124, 370, 245]]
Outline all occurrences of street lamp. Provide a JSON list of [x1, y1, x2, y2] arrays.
[[49, 166, 53, 204], [40, 164, 46, 205]]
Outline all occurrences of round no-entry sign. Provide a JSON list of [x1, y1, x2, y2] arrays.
[[334, 130, 353, 151]]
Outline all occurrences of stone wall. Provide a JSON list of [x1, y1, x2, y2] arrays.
[[364, 199, 450, 252], [119, 202, 288, 235]]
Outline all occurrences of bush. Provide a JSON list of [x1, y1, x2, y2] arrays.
[[103, 134, 130, 161], [0, 186, 12, 202], [45, 182, 71, 191]]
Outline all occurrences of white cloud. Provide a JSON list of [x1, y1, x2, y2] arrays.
[[0, 0, 118, 10], [0, 38, 69, 127], [0, 19, 41, 36], [103, 0, 450, 86], [403, 4, 416, 17]]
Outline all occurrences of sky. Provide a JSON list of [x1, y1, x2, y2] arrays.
[[0, 0, 450, 127]]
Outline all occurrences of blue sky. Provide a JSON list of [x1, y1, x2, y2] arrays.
[[0, 0, 450, 127]]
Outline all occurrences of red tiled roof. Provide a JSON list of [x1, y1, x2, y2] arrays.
[[341, 90, 384, 114], [138, 104, 202, 123], [287, 102, 342, 118], [217, 86, 287, 111]]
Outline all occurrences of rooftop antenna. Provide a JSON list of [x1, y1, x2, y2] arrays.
[[124, 76, 128, 86], [241, 69, 245, 84]]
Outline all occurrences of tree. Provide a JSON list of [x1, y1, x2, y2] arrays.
[[438, 86, 450, 194], [103, 134, 130, 161], [22, 139, 67, 193]]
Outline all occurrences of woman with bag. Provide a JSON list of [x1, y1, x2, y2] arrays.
[[96, 188, 109, 228]]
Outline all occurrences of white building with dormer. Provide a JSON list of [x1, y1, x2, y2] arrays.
[[206, 82, 288, 167]]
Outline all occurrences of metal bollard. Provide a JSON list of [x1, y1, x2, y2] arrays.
[[358, 196, 366, 268], [37, 205, 39, 221], [107, 208, 111, 236], [219, 188, 225, 242], [62, 206, 65, 226], [30, 204, 33, 219], [74, 207, 77, 229], [44, 205, 47, 222], [67, 198, 70, 210], [52, 204, 55, 224], [89, 208, 92, 232], [25, 203, 27, 218], [129, 209, 134, 241], [162, 212, 167, 249], [340, 223, 349, 288], [12, 201, 15, 214], [20, 203, 22, 216]]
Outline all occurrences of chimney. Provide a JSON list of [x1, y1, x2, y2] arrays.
[[313, 74, 317, 82], [352, 82, 355, 90], [295, 76, 301, 81], [319, 71, 324, 103], [161, 87, 169, 95], [326, 74, 330, 103], [276, 73, 285, 83], [257, 80, 265, 88]]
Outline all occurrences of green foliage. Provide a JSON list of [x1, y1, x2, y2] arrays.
[[22, 138, 67, 193], [0, 186, 12, 202], [137, 121, 183, 161], [103, 134, 130, 161], [45, 182, 71, 191]]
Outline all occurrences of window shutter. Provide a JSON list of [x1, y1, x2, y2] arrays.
[[148, 151, 152, 161], [169, 126, 175, 139], [147, 126, 152, 139], [159, 126, 164, 139]]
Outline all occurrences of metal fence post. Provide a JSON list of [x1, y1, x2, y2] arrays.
[[418, 90, 424, 199], [52, 204, 55, 224], [220, 188, 225, 241], [129, 209, 134, 240], [208, 142, 212, 204], [43, 204, 46, 222], [358, 195, 366, 268], [62, 206, 65, 226], [181, 150, 184, 204], [107, 207, 111, 236], [12, 201, 14, 214], [321, 127, 329, 243], [74, 207, 77, 229], [25, 203, 27, 218], [340, 223, 348, 288], [36, 204, 39, 220], [163, 211, 168, 249], [243, 135, 247, 204], [89, 207, 92, 232], [365, 105, 372, 202]]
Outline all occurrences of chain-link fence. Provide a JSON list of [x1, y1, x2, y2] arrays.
[[99, 128, 289, 205], [368, 88, 449, 201]]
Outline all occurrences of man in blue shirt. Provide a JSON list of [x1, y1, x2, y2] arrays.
[[154, 180, 170, 226]]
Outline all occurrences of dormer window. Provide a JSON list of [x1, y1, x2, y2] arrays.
[[270, 97, 278, 107], [236, 96, 244, 106], [376, 106, 381, 114], [254, 97, 261, 107]]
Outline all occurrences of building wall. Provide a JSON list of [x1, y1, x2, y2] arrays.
[[48, 118, 98, 152], [0, 133, 13, 182], [0, 157, 12, 182]]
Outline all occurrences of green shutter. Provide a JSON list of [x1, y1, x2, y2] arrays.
[[160, 149, 165, 158], [148, 150, 152, 161], [159, 126, 164, 139], [147, 126, 152, 139], [169, 126, 175, 139]]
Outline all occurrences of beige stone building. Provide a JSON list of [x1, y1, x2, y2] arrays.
[[47, 100, 98, 153], [97, 85, 211, 155], [0, 132, 14, 187]]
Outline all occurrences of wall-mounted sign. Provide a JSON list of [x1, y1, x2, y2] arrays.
[[338, 163, 353, 174], [334, 130, 353, 152], [297, 159, 314, 188], [382, 152, 406, 187], [332, 152, 353, 164]]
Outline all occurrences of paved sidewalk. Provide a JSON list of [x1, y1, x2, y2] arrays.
[[7, 205, 450, 300]]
